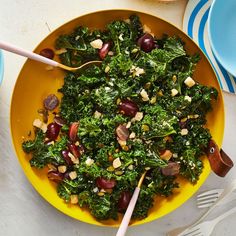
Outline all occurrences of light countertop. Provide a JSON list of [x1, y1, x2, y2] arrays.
[[1, 1, 236, 235]]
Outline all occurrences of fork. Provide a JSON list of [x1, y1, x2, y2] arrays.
[[178, 206, 236, 236], [197, 187, 236, 208], [166, 180, 236, 236]]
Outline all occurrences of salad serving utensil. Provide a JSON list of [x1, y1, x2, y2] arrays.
[[166, 180, 236, 236], [0, 41, 102, 72], [116, 171, 147, 236]]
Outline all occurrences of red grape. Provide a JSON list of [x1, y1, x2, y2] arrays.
[[43, 94, 59, 111], [118, 191, 132, 211], [61, 150, 73, 166], [39, 48, 55, 59], [69, 122, 79, 142], [46, 122, 61, 140], [99, 42, 111, 60], [96, 177, 116, 189], [118, 99, 138, 117], [137, 33, 155, 53], [116, 125, 129, 141], [161, 162, 180, 176]]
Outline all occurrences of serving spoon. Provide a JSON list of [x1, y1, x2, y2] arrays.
[[0, 41, 102, 72]]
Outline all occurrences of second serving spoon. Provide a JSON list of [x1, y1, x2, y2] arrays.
[[0, 41, 102, 72]]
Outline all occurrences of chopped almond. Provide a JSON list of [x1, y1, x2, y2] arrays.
[[69, 171, 77, 180], [58, 165, 67, 173]]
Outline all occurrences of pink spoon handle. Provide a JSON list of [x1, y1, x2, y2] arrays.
[[0, 41, 59, 67], [116, 187, 141, 236]]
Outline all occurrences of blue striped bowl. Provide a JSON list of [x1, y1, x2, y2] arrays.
[[208, 0, 236, 78], [183, 0, 236, 93]]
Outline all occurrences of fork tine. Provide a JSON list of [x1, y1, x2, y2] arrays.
[[197, 202, 215, 208], [197, 193, 221, 201], [197, 196, 219, 204], [197, 188, 223, 198]]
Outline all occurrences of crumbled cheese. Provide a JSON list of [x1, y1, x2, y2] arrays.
[[108, 51, 114, 56], [85, 158, 94, 166], [140, 89, 149, 101], [94, 110, 102, 119], [70, 195, 78, 204], [184, 95, 192, 102], [118, 34, 124, 41], [33, 119, 47, 133], [104, 87, 111, 92], [93, 187, 99, 193], [186, 141, 190, 146], [173, 153, 178, 158], [134, 112, 143, 121], [113, 158, 122, 169], [90, 39, 103, 49], [145, 167, 151, 170], [184, 76, 196, 88], [171, 88, 179, 97], [69, 171, 77, 180], [135, 67, 145, 76], [181, 128, 189, 136], [108, 81, 114, 87], [129, 132, 136, 139], [130, 65, 145, 77], [126, 121, 131, 129], [58, 165, 67, 173], [128, 164, 134, 170]]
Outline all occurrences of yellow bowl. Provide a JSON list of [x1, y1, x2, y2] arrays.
[[10, 10, 224, 227]]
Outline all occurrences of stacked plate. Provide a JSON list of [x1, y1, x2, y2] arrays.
[[183, 0, 236, 93]]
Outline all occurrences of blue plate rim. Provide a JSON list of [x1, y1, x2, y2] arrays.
[[0, 50, 4, 84], [208, 0, 236, 77]]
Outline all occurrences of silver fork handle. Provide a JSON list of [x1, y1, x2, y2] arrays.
[[212, 206, 236, 225]]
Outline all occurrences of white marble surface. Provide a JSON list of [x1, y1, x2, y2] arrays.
[[1, 0, 236, 235]]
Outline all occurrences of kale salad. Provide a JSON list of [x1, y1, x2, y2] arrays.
[[22, 15, 218, 221]]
